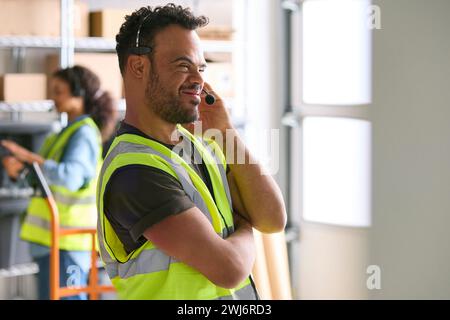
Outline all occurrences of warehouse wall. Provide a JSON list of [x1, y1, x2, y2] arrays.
[[370, 0, 450, 299], [291, 0, 450, 300]]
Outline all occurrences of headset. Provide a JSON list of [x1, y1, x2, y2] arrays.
[[202, 89, 215, 105], [69, 67, 85, 98], [128, 13, 216, 105], [128, 13, 153, 56]]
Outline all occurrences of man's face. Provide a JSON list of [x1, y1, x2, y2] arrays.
[[145, 25, 207, 124]]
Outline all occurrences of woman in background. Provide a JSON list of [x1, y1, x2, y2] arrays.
[[1, 65, 117, 300]]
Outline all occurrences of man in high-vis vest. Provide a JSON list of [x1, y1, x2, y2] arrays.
[[98, 4, 287, 299]]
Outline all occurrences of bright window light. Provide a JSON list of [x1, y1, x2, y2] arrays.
[[303, 0, 372, 105], [303, 117, 371, 227]]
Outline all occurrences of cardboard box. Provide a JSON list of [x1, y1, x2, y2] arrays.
[[197, 26, 234, 41], [0, 74, 47, 103], [0, 0, 88, 37], [90, 9, 129, 38], [46, 53, 123, 100]]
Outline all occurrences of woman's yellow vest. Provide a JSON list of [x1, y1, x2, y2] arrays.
[[97, 125, 258, 300], [21, 117, 101, 251]]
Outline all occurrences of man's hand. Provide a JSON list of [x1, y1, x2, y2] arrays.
[[233, 211, 252, 231], [1, 156, 25, 180], [182, 84, 287, 234], [183, 82, 233, 134]]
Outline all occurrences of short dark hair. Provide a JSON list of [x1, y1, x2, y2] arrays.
[[115, 3, 209, 75]]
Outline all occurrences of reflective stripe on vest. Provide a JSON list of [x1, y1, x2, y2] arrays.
[[52, 191, 96, 206], [97, 126, 258, 300], [25, 214, 94, 231], [21, 117, 101, 251]]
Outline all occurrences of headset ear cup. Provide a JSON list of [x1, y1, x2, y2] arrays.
[[129, 47, 152, 55], [70, 68, 83, 97], [73, 85, 80, 97]]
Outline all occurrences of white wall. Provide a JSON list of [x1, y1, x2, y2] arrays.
[[370, 0, 450, 299]]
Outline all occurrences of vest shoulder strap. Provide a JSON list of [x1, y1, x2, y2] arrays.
[[45, 117, 100, 160]]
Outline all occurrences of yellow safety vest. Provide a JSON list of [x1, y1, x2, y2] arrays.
[[21, 117, 102, 251], [97, 125, 258, 299]]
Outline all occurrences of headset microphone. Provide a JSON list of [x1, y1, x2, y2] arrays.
[[202, 89, 215, 105]]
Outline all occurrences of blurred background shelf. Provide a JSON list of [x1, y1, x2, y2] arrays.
[[0, 263, 38, 278], [0, 36, 234, 53], [0, 36, 61, 49], [0, 100, 54, 112]]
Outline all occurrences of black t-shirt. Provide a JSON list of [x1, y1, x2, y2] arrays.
[[103, 122, 218, 254]]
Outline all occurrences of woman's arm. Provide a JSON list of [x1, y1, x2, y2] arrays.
[[1, 125, 99, 191], [1, 140, 44, 165]]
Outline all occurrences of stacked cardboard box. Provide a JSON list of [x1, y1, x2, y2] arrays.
[[197, 26, 234, 41], [0, 74, 47, 102], [0, 0, 88, 37], [90, 9, 129, 38]]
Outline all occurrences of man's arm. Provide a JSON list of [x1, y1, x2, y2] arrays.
[[188, 82, 287, 233], [226, 154, 286, 233], [143, 206, 255, 289]]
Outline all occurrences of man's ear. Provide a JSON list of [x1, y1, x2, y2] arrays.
[[127, 55, 148, 79]]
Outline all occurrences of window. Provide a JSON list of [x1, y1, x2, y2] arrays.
[[297, 0, 373, 227], [302, 0, 372, 105], [303, 117, 372, 227]]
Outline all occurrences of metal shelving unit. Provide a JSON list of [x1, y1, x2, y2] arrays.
[[0, 0, 235, 116], [0, 1, 244, 161], [0, 1, 75, 297]]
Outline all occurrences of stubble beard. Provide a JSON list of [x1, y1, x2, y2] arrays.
[[145, 69, 199, 124]]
